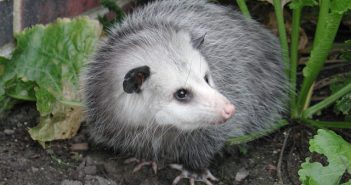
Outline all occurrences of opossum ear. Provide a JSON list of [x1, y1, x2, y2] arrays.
[[123, 66, 151, 94], [192, 33, 206, 49]]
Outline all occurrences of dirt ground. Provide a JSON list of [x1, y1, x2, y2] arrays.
[[0, 103, 318, 185]]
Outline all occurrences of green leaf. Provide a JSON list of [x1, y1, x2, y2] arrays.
[[13, 17, 100, 101], [28, 102, 84, 144], [330, 73, 351, 116], [289, 0, 317, 9], [0, 57, 18, 115], [98, 0, 125, 30], [331, 0, 351, 14], [0, 56, 16, 97], [298, 129, 351, 185], [6, 79, 36, 101], [341, 181, 351, 185], [34, 87, 56, 116], [335, 94, 351, 115], [9, 17, 102, 143]]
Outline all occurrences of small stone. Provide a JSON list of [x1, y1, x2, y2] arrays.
[[32, 167, 39, 173], [70, 143, 89, 151], [4, 129, 14, 135], [235, 168, 249, 182]]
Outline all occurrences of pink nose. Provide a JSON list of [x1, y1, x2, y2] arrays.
[[222, 103, 235, 120]]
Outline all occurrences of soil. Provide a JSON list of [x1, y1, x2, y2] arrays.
[[0, 103, 318, 185]]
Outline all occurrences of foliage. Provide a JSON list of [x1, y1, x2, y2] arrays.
[[0, 17, 102, 145], [98, 0, 125, 30], [298, 129, 351, 185], [329, 40, 351, 118], [330, 72, 351, 117], [231, 1, 351, 179]]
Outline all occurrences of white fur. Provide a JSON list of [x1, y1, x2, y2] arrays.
[[109, 30, 231, 130]]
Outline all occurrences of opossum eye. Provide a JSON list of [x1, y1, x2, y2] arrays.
[[204, 74, 209, 84], [174, 89, 191, 102]]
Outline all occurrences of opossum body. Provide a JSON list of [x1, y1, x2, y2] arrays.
[[83, 0, 288, 175]]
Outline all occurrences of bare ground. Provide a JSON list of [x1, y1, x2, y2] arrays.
[[0, 103, 316, 185]]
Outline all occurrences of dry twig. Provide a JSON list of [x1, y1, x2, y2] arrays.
[[277, 129, 291, 185]]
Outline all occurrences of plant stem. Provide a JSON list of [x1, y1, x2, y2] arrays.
[[59, 100, 83, 107], [228, 119, 288, 144], [301, 119, 351, 128], [303, 82, 351, 118], [304, 82, 315, 109], [290, 6, 302, 118], [7, 93, 36, 101], [312, 0, 330, 49], [236, 0, 251, 18], [273, 0, 290, 77], [296, 12, 343, 114]]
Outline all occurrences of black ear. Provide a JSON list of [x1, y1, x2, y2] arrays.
[[123, 66, 151, 94], [192, 33, 206, 49]]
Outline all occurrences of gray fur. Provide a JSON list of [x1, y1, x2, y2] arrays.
[[82, 0, 289, 170]]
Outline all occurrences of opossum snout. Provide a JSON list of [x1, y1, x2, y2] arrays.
[[222, 103, 235, 120]]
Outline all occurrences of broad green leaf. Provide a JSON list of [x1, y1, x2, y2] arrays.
[[35, 87, 56, 116], [289, 0, 317, 9], [9, 17, 101, 143], [331, 0, 351, 14], [341, 181, 351, 185], [13, 17, 100, 101], [0, 57, 18, 114], [299, 129, 351, 185], [0, 56, 16, 97], [28, 104, 83, 145], [6, 79, 36, 101]]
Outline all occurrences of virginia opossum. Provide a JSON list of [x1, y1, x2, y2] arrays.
[[83, 0, 288, 183]]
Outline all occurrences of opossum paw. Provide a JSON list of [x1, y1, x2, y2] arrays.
[[124, 157, 158, 174], [170, 164, 218, 185]]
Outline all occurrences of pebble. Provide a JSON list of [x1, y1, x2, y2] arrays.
[[31, 167, 39, 173], [70, 143, 89, 151], [235, 168, 249, 182], [4, 129, 15, 135]]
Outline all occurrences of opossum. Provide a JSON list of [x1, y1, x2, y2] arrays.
[[83, 0, 288, 183]]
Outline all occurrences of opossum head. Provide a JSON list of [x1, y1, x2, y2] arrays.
[[113, 29, 235, 130]]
